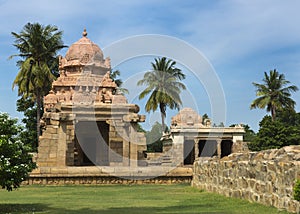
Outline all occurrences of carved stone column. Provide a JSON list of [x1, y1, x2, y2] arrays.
[[194, 139, 199, 158], [217, 139, 222, 158]]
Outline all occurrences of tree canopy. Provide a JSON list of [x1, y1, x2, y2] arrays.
[[146, 122, 164, 152], [248, 110, 300, 151]]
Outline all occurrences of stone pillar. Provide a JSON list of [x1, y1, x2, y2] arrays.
[[129, 126, 138, 167], [57, 121, 67, 167], [123, 140, 130, 166], [217, 139, 222, 158], [122, 127, 130, 166], [130, 141, 138, 167], [172, 135, 184, 166], [194, 139, 199, 158], [65, 119, 75, 166]]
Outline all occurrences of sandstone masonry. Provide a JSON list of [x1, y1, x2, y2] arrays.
[[192, 145, 300, 213]]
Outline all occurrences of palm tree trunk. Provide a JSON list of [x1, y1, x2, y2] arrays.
[[159, 103, 166, 134], [36, 90, 41, 148]]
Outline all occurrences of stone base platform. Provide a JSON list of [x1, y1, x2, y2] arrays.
[[23, 166, 192, 185]]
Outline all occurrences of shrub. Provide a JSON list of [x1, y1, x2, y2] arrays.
[[294, 179, 300, 201], [0, 113, 36, 191]]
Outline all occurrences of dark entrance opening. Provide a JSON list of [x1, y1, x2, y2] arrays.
[[198, 140, 217, 157], [184, 140, 195, 165], [221, 140, 233, 158], [75, 121, 109, 166]]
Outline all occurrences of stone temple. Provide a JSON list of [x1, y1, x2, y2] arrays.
[[37, 29, 147, 169], [29, 30, 245, 183]]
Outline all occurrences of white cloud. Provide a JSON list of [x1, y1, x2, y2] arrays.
[[180, 0, 300, 65]]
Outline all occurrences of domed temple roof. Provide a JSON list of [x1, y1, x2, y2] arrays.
[[64, 29, 104, 65], [171, 108, 204, 127]]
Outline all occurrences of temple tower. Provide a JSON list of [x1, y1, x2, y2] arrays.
[[37, 30, 146, 168]]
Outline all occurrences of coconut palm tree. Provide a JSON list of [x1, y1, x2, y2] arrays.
[[11, 22, 66, 147], [137, 57, 186, 132], [250, 69, 298, 121], [110, 69, 129, 95]]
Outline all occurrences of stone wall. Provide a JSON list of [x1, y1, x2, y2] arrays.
[[192, 145, 300, 213], [24, 175, 191, 185]]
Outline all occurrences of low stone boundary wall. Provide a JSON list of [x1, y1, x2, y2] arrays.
[[24, 166, 192, 185], [23, 175, 192, 185], [192, 145, 300, 213]]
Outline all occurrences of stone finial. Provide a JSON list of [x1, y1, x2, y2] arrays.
[[82, 28, 87, 37]]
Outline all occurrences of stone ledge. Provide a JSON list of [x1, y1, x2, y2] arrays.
[[30, 166, 193, 178]]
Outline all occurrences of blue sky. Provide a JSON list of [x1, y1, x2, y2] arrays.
[[1, 0, 300, 132]]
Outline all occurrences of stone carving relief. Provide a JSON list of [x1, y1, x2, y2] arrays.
[[44, 90, 57, 111]]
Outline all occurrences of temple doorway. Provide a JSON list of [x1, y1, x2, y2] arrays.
[[184, 140, 195, 165], [198, 140, 217, 157], [74, 121, 109, 166], [221, 140, 233, 158]]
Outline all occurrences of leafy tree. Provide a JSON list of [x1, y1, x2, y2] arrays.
[[250, 69, 298, 121], [145, 122, 163, 152], [248, 115, 300, 151], [0, 113, 36, 191], [276, 108, 300, 127], [137, 57, 186, 133], [17, 97, 38, 150], [10, 22, 66, 146]]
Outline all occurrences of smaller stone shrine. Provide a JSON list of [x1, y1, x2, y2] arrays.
[[170, 108, 245, 165], [147, 108, 246, 166], [37, 29, 147, 169]]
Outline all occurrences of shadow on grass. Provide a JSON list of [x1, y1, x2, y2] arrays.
[[0, 203, 48, 213], [0, 203, 227, 214]]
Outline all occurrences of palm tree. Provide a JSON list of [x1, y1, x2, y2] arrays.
[[250, 69, 298, 121], [110, 70, 129, 94], [11, 22, 66, 147], [137, 57, 186, 132]]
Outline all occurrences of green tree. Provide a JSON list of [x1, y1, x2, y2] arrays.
[[248, 115, 300, 151], [146, 122, 163, 152], [0, 113, 36, 191], [250, 69, 298, 121], [17, 97, 38, 150], [277, 108, 300, 126], [10, 22, 66, 146], [137, 57, 186, 132]]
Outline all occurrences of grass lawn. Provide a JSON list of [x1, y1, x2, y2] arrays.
[[0, 184, 290, 214]]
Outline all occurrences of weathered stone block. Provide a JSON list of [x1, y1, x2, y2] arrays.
[[50, 120, 60, 126]]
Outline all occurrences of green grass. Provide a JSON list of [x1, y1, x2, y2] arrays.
[[0, 184, 289, 213]]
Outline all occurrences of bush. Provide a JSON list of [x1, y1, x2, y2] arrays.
[[248, 115, 300, 151], [0, 113, 36, 191], [294, 179, 300, 201]]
